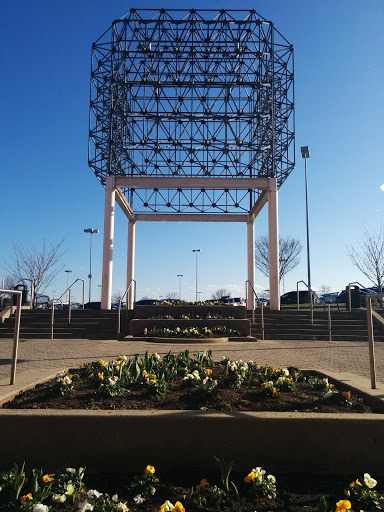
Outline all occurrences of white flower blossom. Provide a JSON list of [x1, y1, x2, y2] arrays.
[[66, 467, 76, 474], [108, 376, 118, 386], [324, 390, 333, 399], [56, 371, 66, 378], [87, 489, 103, 499], [112, 494, 119, 502], [33, 505, 49, 512], [153, 352, 161, 360], [160, 500, 175, 511], [117, 502, 129, 512], [52, 494, 66, 503], [267, 474, 276, 484], [282, 368, 290, 376], [65, 483, 75, 495], [78, 500, 94, 512], [64, 375, 72, 384], [133, 494, 146, 504], [364, 473, 377, 489], [150, 487, 156, 495]]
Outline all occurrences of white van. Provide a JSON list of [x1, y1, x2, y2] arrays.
[[226, 297, 245, 306]]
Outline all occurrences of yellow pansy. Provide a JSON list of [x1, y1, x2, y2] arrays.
[[42, 473, 55, 483], [144, 465, 156, 475], [244, 471, 255, 483], [20, 493, 33, 504], [336, 500, 352, 512]]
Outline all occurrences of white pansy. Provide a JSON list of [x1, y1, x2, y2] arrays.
[[160, 500, 175, 511], [78, 500, 94, 512], [108, 376, 118, 386], [202, 377, 209, 385], [66, 467, 76, 474], [282, 368, 290, 376], [364, 473, 377, 489], [267, 474, 276, 484], [65, 483, 75, 495], [56, 370, 66, 378], [33, 505, 49, 512], [150, 487, 156, 495], [117, 502, 129, 512], [153, 352, 161, 360], [87, 489, 103, 499], [64, 375, 72, 384], [52, 494, 67, 503], [133, 494, 146, 504]]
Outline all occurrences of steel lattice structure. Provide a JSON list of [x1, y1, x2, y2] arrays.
[[89, 8, 294, 215]]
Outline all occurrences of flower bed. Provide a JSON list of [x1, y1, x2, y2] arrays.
[[2, 351, 381, 413], [0, 461, 383, 512]]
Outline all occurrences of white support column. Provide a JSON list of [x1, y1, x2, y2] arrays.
[[246, 220, 255, 310], [101, 176, 116, 310], [127, 220, 136, 309], [268, 179, 280, 311]]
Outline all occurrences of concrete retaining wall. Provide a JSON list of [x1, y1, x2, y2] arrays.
[[1, 409, 383, 476]]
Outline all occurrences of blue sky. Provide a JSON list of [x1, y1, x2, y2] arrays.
[[1, 1, 384, 302]]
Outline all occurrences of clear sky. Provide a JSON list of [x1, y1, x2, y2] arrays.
[[1, 1, 384, 302]]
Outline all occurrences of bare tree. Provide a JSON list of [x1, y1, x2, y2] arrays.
[[165, 291, 178, 300], [211, 288, 231, 300], [347, 226, 384, 291], [5, 240, 66, 294], [255, 235, 302, 281], [319, 285, 331, 295], [112, 291, 124, 303]]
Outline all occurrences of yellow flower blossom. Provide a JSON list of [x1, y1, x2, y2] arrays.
[[196, 478, 210, 491], [335, 499, 352, 512], [21, 493, 33, 504], [150, 379, 157, 384], [42, 473, 55, 483], [244, 471, 255, 483], [173, 501, 185, 512], [99, 359, 106, 366], [116, 365, 120, 372], [143, 370, 149, 378], [206, 369, 212, 376], [342, 391, 351, 400], [98, 372, 104, 380], [350, 479, 362, 488], [144, 465, 156, 475]]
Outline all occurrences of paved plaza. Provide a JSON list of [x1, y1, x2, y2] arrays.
[[1, 336, 384, 402]]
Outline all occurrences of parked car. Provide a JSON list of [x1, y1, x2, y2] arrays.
[[135, 299, 158, 306], [321, 293, 337, 304], [280, 291, 310, 305], [226, 297, 246, 306], [84, 302, 101, 310]]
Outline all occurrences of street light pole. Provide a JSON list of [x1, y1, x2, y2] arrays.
[[301, 146, 311, 291], [177, 274, 183, 301], [84, 228, 99, 303], [64, 270, 72, 304], [192, 249, 201, 302]]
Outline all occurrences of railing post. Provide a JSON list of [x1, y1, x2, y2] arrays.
[[117, 299, 121, 338], [347, 285, 351, 312], [51, 300, 55, 340], [261, 302, 265, 341], [328, 304, 332, 341], [366, 296, 377, 389], [68, 288, 71, 324], [297, 282, 300, 311], [10, 292, 22, 385], [310, 291, 313, 325]]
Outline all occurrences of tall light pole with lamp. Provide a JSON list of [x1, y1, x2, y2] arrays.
[[301, 146, 311, 291], [177, 274, 183, 301], [64, 270, 72, 304], [192, 249, 201, 302], [84, 228, 99, 303]]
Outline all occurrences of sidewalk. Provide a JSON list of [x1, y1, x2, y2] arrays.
[[1, 337, 384, 402]]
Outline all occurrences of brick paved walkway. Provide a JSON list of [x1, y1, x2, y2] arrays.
[[1, 336, 384, 399]]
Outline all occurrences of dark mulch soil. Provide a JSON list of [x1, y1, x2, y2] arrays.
[[2, 366, 383, 413]]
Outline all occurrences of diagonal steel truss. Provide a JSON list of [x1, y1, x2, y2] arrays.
[[89, 8, 294, 215]]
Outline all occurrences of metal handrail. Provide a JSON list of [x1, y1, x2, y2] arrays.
[[245, 280, 264, 339], [347, 281, 380, 311], [296, 280, 328, 328], [117, 279, 136, 337], [56, 278, 85, 308], [365, 292, 384, 389], [50, 279, 85, 337], [0, 288, 22, 384]]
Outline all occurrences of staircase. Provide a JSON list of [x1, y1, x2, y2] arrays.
[[248, 308, 384, 341], [0, 309, 124, 339]]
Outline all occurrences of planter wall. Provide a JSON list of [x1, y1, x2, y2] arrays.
[[129, 318, 251, 336], [1, 409, 384, 476]]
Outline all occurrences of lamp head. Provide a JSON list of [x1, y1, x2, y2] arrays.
[[301, 146, 310, 158]]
